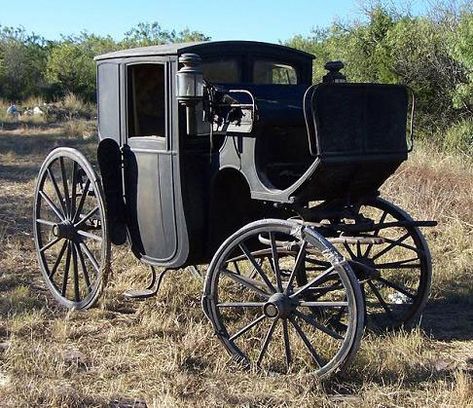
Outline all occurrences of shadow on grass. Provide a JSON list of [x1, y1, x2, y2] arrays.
[[0, 132, 96, 160], [422, 294, 473, 341]]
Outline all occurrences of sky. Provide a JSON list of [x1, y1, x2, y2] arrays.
[[0, 0, 429, 43]]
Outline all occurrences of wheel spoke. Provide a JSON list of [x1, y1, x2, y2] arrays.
[[79, 241, 100, 273], [304, 257, 331, 268], [343, 242, 357, 259], [40, 236, 62, 253], [46, 167, 67, 215], [232, 260, 241, 275], [70, 161, 78, 218], [49, 240, 68, 278], [269, 232, 283, 292], [364, 210, 388, 258], [36, 218, 56, 227], [376, 277, 415, 299], [217, 302, 266, 308], [61, 242, 72, 296], [229, 315, 266, 341], [239, 243, 276, 293], [39, 190, 65, 221], [73, 178, 91, 223], [74, 206, 99, 228], [294, 310, 344, 340], [375, 257, 420, 269], [71, 242, 80, 302], [221, 268, 270, 298], [289, 316, 324, 368], [285, 241, 308, 294], [77, 229, 103, 242], [371, 232, 411, 261], [356, 241, 362, 258], [290, 266, 336, 298], [256, 319, 278, 367], [74, 242, 92, 292], [59, 157, 71, 217], [299, 301, 348, 308], [367, 280, 394, 318], [282, 319, 292, 370]]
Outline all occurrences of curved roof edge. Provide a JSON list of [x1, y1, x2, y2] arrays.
[[95, 40, 315, 61]]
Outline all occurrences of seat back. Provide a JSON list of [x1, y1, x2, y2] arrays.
[[304, 83, 412, 157]]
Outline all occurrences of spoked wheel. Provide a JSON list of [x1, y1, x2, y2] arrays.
[[339, 197, 432, 331], [33, 147, 110, 309], [203, 219, 364, 378]]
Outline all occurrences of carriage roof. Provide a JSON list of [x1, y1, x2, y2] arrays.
[[94, 40, 315, 62]]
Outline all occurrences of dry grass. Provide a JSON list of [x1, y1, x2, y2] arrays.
[[0, 128, 472, 407]]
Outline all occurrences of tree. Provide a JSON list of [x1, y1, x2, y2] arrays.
[[0, 26, 49, 101], [122, 22, 210, 47]]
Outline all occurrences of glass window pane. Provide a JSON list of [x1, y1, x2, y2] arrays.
[[127, 64, 166, 138], [253, 61, 298, 84], [201, 59, 240, 83]]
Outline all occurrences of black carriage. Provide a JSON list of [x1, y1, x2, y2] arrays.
[[33, 41, 436, 377]]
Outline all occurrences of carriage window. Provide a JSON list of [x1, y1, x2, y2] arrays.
[[253, 61, 298, 84], [127, 64, 165, 137], [201, 59, 240, 83]]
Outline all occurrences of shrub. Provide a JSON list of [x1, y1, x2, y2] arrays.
[[443, 119, 473, 155], [63, 120, 90, 138]]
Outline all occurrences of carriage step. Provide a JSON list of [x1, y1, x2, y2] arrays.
[[123, 267, 170, 300], [123, 288, 157, 299]]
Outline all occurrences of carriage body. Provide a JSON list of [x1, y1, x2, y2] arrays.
[[94, 41, 412, 268], [33, 40, 435, 377]]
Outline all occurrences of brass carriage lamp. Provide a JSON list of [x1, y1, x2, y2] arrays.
[[176, 53, 204, 105]]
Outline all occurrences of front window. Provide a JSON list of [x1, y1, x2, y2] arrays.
[[253, 60, 298, 84], [127, 63, 166, 138], [201, 58, 241, 83]]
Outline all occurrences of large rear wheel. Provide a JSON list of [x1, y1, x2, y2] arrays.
[[33, 147, 110, 309], [337, 198, 432, 330]]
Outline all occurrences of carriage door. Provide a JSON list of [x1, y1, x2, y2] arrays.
[[123, 61, 178, 263]]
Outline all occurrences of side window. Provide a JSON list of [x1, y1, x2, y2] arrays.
[[127, 64, 166, 138], [253, 60, 298, 84], [201, 58, 240, 83], [98, 63, 120, 140]]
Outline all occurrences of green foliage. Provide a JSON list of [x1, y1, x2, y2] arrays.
[[123, 22, 210, 47], [286, 3, 473, 151], [443, 119, 473, 155], [449, 12, 473, 112], [0, 22, 209, 102], [0, 26, 49, 101], [46, 41, 96, 100]]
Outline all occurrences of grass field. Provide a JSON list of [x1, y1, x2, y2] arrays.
[[0, 124, 472, 407]]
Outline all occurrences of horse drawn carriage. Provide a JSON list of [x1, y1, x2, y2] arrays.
[[33, 41, 436, 377]]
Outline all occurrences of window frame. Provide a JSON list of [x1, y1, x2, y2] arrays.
[[252, 59, 299, 85], [124, 60, 169, 147]]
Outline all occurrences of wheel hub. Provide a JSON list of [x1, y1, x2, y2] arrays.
[[52, 221, 76, 241], [263, 293, 295, 319]]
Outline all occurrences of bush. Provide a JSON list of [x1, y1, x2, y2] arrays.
[[443, 119, 473, 155], [63, 120, 94, 138]]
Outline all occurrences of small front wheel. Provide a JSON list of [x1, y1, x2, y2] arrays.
[[33, 147, 110, 309], [203, 219, 364, 378]]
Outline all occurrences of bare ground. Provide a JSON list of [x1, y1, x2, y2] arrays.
[[0, 126, 472, 407]]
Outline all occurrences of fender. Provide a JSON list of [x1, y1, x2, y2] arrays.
[[97, 138, 127, 245]]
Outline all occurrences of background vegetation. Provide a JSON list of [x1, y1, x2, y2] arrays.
[[0, 2, 472, 153]]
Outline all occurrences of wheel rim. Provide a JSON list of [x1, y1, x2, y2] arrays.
[[33, 148, 110, 309], [339, 198, 432, 330], [204, 220, 364, 377]]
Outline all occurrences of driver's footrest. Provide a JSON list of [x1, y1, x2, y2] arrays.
[[123, 289, 157, 299]]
